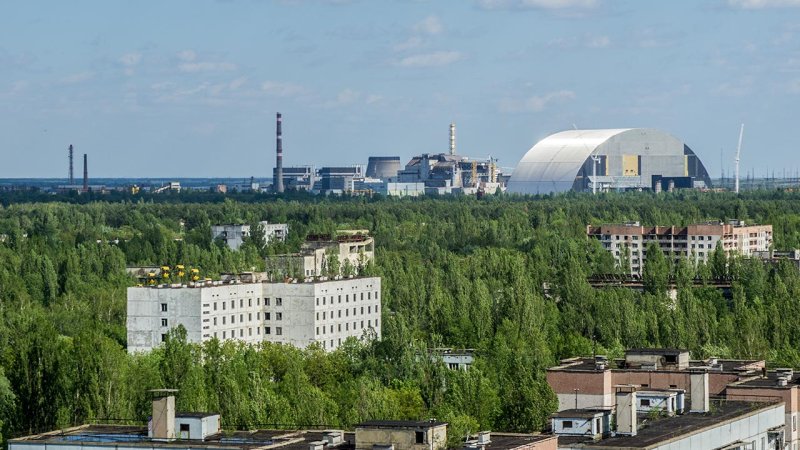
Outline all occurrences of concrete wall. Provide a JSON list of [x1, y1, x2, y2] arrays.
[[355, 425, 447, 450], [547, 370, 613, 410], [127, 286, 203, 353]]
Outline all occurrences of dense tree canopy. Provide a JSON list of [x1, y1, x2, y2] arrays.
[[2, 190, 800, 443]]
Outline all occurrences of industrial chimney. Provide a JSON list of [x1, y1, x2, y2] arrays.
[[449, 123, 456, 156], [82, 153, 88, 192], [275, 112, 284, 193], [68, 145, 74, 185]]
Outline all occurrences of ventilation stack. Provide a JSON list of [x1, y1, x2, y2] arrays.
[[68, 145, 74, 185], [82, 153, 88, 192], [275, 112, 284, 193], [449, 123, 456, 156]]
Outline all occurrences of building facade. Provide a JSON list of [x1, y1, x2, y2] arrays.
[[127, 275, 381, 353], [266, 233, 375, 278], [211, 221, 289, 250], [587, 221, 773, 274]]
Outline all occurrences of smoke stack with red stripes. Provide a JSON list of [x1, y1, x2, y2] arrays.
[[68, 145, 74, 185], [83, 153, 88, 192], [275, 112, 284, 193]]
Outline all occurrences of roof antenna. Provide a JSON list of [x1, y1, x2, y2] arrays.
[[735, 123, 744, 194]]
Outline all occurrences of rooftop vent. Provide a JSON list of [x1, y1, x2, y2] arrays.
[[595, 355, 608, 371], [776, 368, 793, 386], [323, 431, 344, 446], [477, 431, 491, 445], [309, 441, 326, 450]]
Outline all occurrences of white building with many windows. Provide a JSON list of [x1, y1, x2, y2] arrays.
[[127, 275, 381, 353], [211, 221, 288, 250]]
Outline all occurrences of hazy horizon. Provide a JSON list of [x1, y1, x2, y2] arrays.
[[2, 0, 799, 178]]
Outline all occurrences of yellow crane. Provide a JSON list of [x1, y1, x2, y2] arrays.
[[191, 268, 200, 281]]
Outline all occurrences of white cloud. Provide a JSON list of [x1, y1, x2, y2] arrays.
[[498, 90, 575, 113], [58, 71, 95, 85], [587, 35, 610, 48], [394, 36, 425, 52], [478, 0, 598, 10], [261, 80, 308, 97], [413, 15, 443, 35], [365, 94, 383, 104], [178, 61, 238, 73], [712, 77, 754, 96], [728, 0, 800, 8], [229, 77, 248, 90], [177, 50, 197, 62], [119, 52, 142, 67], [336, 88, 360, 105], [394, 51, 463, 68]]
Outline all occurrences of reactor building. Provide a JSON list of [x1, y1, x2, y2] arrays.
[[507, 128, 712, 195]]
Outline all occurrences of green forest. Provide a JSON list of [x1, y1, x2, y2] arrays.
[[2, 190, 800, 446]]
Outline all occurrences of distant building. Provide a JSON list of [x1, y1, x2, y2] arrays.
[[211, 221, 288, 250], [127, 273, 382, 353], [431, 348, 475, 371], [317, 166, 364, 195], [587, 220, 773, 274], [266, 232, 374, 278], [752, 249, 800, 270], [396, 153, 504, 195], [10, 393, 557, 450], [366, 156, 401, 180], [274, 166, 315, 191], [508, 128, 712, 195]]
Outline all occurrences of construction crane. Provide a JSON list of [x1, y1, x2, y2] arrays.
[[191, 268, 200, 282], [175, 265, 186, 278], [160, 265, 171, 281], [735, 123, 744, 194]]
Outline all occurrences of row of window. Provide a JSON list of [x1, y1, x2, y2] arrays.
[[316, 305, 379, 320], [211, 297, 283, 311], [316, 319, 377, 335], [208, 311, 283, 326], [315, 291, 379, 306]]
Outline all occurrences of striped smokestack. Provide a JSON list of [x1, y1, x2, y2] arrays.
[[275, 112, 284, 193], [68, 145, 74, 185], [82, 153, 88, 192], [449, 123, 456, 156]]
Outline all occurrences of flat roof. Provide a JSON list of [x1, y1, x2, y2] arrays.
[[562, 401, 781, 448], [355, 420, 447, 429], [730, 371, 800, 389], [10, 425, 354, 450], [552, 409, 611, 419], [548, 356, 762, 374], [472, 433, 557, 450]]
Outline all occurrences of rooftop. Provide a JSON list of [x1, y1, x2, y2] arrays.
[[355, 420, 447, 429], [560, 400, 781, 449], [467, 433, 557, 450], [11, 425, 354, 450], [549, 356, 763, 374]]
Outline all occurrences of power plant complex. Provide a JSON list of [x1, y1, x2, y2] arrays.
[[507, 128, 712, 195]]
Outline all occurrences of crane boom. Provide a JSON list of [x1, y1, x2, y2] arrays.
[[735, 123, 744, 194]]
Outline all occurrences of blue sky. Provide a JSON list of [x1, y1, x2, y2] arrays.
[[2, 0, 800, 178]]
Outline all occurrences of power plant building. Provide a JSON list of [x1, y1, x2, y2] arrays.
[[366, 156, 401, 180], [266, 233, 375, 278], [273, 166, 315, 191], [508, 128, 712, 195]]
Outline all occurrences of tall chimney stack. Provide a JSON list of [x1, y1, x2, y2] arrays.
[[449, 123, 456, 156], [275, 112, 284, 193], [68, 145, 74, 185], [83, 153, 88, 192]]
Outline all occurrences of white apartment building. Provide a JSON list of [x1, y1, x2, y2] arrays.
[[587, 220, 773, 274], [211, 221, 289, 250], [127, 276, 381, 353]]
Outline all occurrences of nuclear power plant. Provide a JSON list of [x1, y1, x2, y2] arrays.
[[507, 128, 712, 195]]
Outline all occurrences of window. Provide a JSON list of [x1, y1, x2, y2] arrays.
[[276, 312, 283, 321], [180, 423, 190, 437], [161, 303, 168, 312], [265, 327, 271, 335], [368, 306, 371, 314], [338, 310, 341, 318], [222, 331, 226, 339], [275, 327, 282, 335], [239, 329, 243, 337], [276, 298, 283, 306], [231, 315, 235, 324], [316, 298, 319, 306], [316, 312, 319, 320], [265, 298, 271, 306], [222, 316, 226, 325], [323, 297, 326, 306], [248, 298, 252, 307], [415, 432, 425, 444], [213, 302, 217, 311], [338, 324, 341, 332], [240, 314, 243, 322], [641, 399, 651, 407], [266, 312, 271, 320], [361, 320, 364, 328], [213, 317, 217, 325], [240, 299, 243, 308], [368, 292, 371, 300], [257, 327, 260, 335], [361, 292, 364, 301], [361, 307, 364, 315], [161, 333, 168, 342], [316, 327, 319, 335], [161, 318, 168, 327], [230, 300, 234, 309], [562, 421, 573, 429]]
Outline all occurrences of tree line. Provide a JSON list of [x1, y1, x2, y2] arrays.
[[2, 190, 800, 445]]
